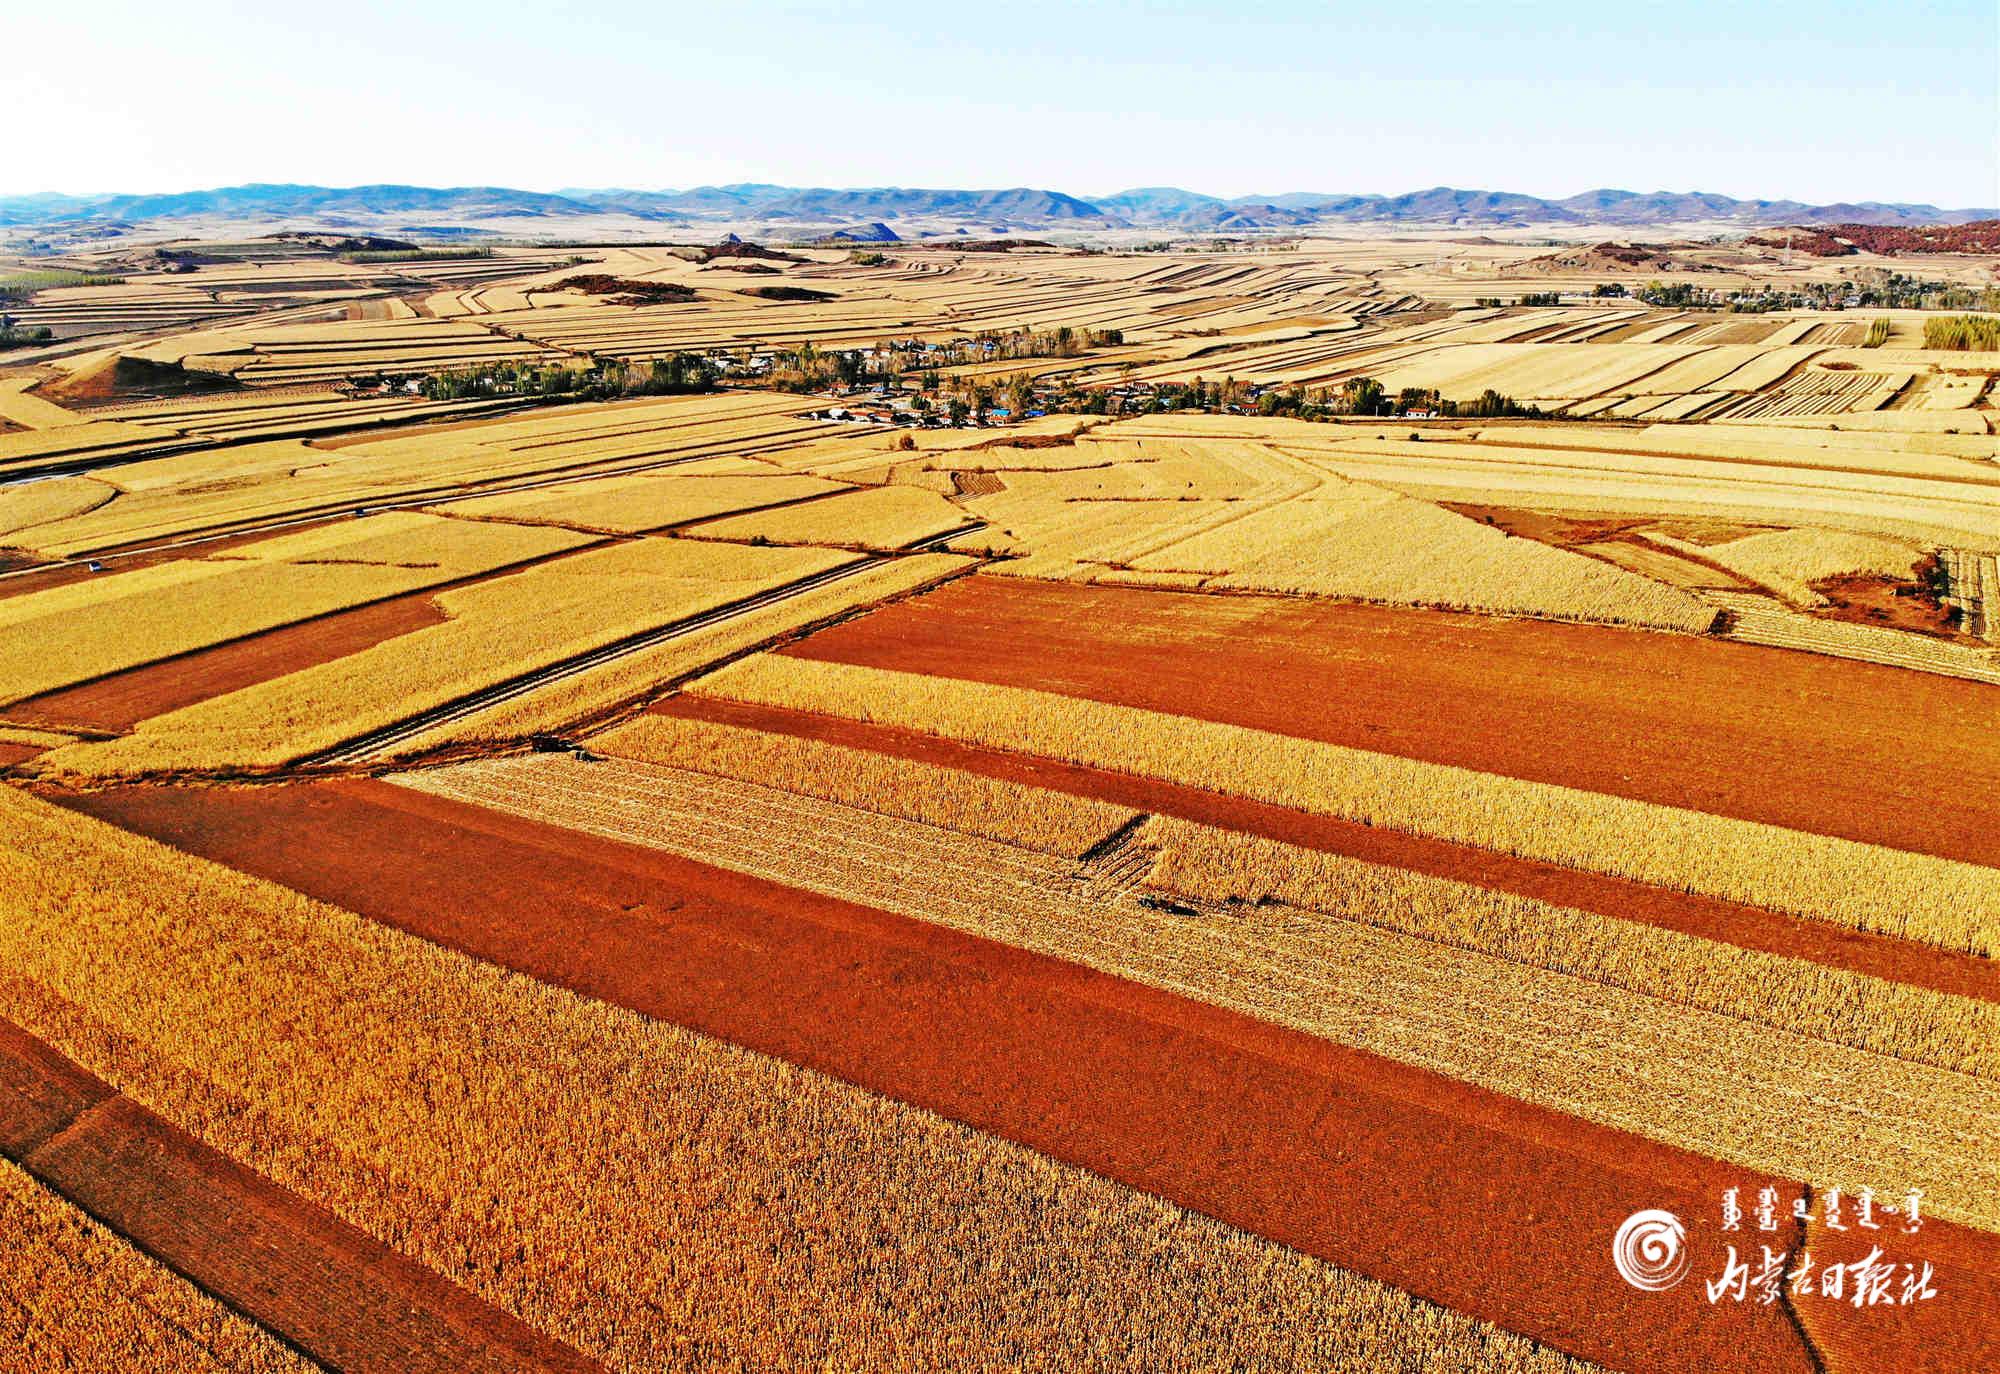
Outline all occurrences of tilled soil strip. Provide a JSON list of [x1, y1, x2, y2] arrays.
[[4, 537, 615, 733], [775, 575, 2000, 872], [0, 524, 307, 604], [7, 596, 450, 732], [0, 741, 46, 769], [0, 1019, 603, 1374], [58, 780, 2000, 1374], [649, 694, 1998, 1003]]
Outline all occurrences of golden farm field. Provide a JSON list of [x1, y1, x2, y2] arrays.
[[0, 784, 1593, 1374], [687, 652, 2000, 956], [3, 231, 1999, 1374], [0, 513, 591, 705], [41, 537, 853, 774], [435, 470, 845, 532]]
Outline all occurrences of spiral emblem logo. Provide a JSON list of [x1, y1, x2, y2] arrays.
[[1612, 1209, 1689, 1291]]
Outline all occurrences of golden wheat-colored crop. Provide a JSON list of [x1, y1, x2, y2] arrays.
[[14, 399, 827, 557], [0, 724, 79, 749], [42, 539, 850, 775], [0, 379, 86, 430], [400, 753, 2000, 1230], [573, 715, 1996, 1072], [687, 483, 971, 551], [434, 471, 844, 533], [206, 509, 593, 568], [0, 514, 593, 706], [1363, 342, 1699, 404], [1129, 477, 1717, 631], [1282, 435, 2000, 554], [1662, 527, 1921, 605], [0, 475, 114, 540], [594, 712, 1136, 857], [0, 421, 158, 474], [1461, 418, 1996, 465], [1136, 816, 1999, 1078], [689, 654, 2000, 956], [0, 1157, 315, 1372], [1705, 590, 2000, 685], [392, 553, 975, 751], [0, 785, 1591, 1374]]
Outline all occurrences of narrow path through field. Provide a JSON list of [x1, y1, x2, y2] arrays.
[[305, 525, 979, 765]]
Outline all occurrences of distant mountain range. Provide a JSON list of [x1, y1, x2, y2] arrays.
[[2, 182, 1991, 232]]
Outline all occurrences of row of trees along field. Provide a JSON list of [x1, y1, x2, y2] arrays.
[[0, 314, 55, 350], [925, 368, 1541, 423], [1857, 275, 2000, 310], [1296, 376, 1544, 418], [0, 269, 124, 306], [1924, 315, 2000, 350], [766, 327, 1125, 393], [419, 352, 717, 400]]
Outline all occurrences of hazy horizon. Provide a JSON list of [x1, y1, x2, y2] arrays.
[[5, 179, 1994, 211], [10, 0, 1997, 206]]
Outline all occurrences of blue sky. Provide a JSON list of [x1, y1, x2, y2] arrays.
[[12, 0, 1996, 205]]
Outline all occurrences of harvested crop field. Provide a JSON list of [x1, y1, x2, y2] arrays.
[[0, 1024, 601, 1374], [0, 783, 1597, 1374], [775, 574, 2000, 872], [57, 775, 1999, 1374], [643, 695, 2000, 1003], [7, 591, 448, 731], [9, 228, 2000, 1370]]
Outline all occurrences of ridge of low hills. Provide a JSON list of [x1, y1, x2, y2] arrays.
[[3, 182, 1993, 233]]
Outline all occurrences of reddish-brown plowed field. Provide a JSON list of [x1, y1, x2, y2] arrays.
[[0, 741, 46, 768], [9, 595, 448, 731], [1814, 572, 1972, 642], [0, 1019, 603, 1374], [779, 577, 2000, 871], [651, 696, 2000, 1003], [1802, 1216, 2000, 1373], [58, 779, 2000, 1374], [5, 533, 617, 730], [0, 525, 321, 603], [0, 1020, 114, 1157]]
